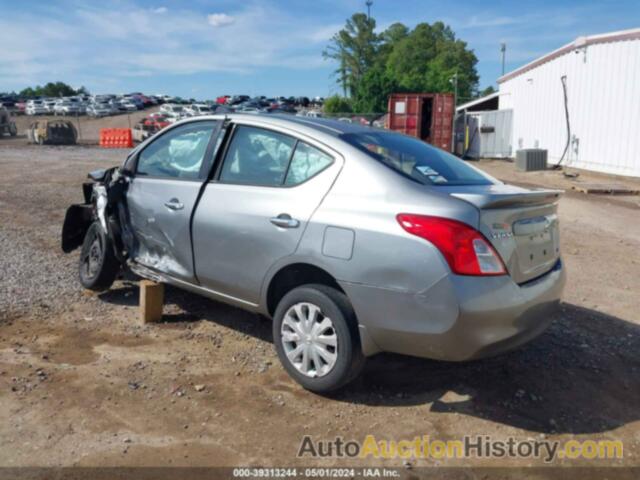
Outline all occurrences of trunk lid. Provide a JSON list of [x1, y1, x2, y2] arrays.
[[445, 183, 562, 284]]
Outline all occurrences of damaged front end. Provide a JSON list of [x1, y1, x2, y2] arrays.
[[61, 167, 134, 266]]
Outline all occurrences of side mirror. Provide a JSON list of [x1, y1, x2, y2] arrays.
[[121, 150, 138, 177], [119, 168, 134, 178]]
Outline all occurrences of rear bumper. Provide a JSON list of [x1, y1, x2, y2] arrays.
[[341, 261, 566, 361]]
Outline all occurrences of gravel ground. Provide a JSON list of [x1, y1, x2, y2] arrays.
[[0, 146, 126, 318], [0, 144, 639, 475]]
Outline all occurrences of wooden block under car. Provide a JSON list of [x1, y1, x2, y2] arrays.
[[139, 280, 165, 324]]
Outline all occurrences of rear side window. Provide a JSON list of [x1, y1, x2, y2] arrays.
[[219, 126, 293, 186], [341, 131, 493, 186], [285, 142, 333, 186]]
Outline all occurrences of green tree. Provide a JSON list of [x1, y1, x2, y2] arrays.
[[323, 95, 353, 115], [378, 23, 409, 63], [323, 13, 380, 97], [325, 18, 479, 113], [19, 87, 37, 98], [479, 85, 496, 97], [385, 22, 478, 100], [352, 64, 397, 113], [18, 81, 87, 98]]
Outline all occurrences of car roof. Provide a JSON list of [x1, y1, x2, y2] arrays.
[[204, 112, 378, 138]]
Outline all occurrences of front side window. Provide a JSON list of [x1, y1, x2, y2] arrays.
[[285, 142, 333, 186], [341, 131, 494, 186], [137, 121, 216, 179], [219, 126, 295, 186]]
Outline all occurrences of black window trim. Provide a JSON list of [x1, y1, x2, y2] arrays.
[[130, 119, 221, 182], [211, 123, 335, 189]]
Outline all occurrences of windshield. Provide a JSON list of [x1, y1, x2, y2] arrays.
[[341, 131, 494, 186]]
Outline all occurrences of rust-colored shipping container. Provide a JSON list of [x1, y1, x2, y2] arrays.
[[387, 93, 454, 151]]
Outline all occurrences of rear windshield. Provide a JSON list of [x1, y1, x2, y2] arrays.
[[341, 131, 493, 186]]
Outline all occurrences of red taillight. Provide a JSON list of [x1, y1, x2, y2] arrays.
[[396, 214, 506, 276]]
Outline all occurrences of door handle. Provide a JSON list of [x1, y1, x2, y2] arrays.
[[270, 214, 299, 229], [164, 198, 184, 211]]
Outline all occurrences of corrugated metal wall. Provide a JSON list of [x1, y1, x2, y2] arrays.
[[499, 38, 640, 177], [466, 110, 513, 158]]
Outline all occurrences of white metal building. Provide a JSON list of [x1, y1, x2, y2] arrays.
[[498, 28, 640, 177]]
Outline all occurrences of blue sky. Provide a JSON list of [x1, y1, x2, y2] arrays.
[[1, 0, 638, 98]]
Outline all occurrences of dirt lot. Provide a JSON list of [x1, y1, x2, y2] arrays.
[[5, 108, 159, 145], [0, 142, 639, 476]]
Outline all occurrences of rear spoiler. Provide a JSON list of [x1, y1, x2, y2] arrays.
[[451, 189, 563, 209]]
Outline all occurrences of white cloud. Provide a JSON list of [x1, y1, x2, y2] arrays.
[[458, 15, 521, 29], [307, 24, 343, 43], [153, 7, 168, 14], [207, 13, 235, 28], [0, 1, 334, 91]]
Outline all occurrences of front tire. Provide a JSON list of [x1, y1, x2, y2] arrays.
[[273, 284, 365, 393], [79, 221, 119, 291]]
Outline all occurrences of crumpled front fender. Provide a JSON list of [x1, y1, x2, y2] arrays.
[[61, 203, 93, 253]]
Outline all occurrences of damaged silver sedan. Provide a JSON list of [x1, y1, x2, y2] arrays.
[[62, 114, 565, 392]]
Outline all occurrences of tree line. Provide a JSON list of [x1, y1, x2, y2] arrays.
[[1, 82, 89, 99], [323, 13, 493, 114]]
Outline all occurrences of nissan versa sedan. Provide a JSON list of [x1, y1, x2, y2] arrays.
[[61, 114, 565, 392]]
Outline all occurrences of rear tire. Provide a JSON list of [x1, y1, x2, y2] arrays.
[[273, 284, 365, 393], [79, 221, 119, 291]]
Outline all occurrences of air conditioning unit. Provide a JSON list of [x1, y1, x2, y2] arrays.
[[515, 149, 548, 171]]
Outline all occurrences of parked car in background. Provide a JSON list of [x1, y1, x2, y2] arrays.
[[127, 96, 145, 110], [229, 95, 250, 105], [119, 100, 138, 112], [269, 103, 296, 114], [44, 100, 58, 114], [142, 113, 171, 130], [295, 96, 310, 107], [26, 100, 48, 115], [235, 105, 263, 114], [15, 101, 27, 115], [67, 97, 87, 114], [108, 99, 126, 114], [62, 114, 565, 393], [297, 110, 322, 118], [184, 104, 214, 117], [0, 96, 16, 109], [54, 100, 81, 116], [160, 103, 185, 117], [86, 103, 112, 117]]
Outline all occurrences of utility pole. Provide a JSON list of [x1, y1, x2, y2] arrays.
[[500, 43, 507, 76], [450, 72, 458, 106], [450, 72, 458, 152], [366, 0, 373, 19]]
